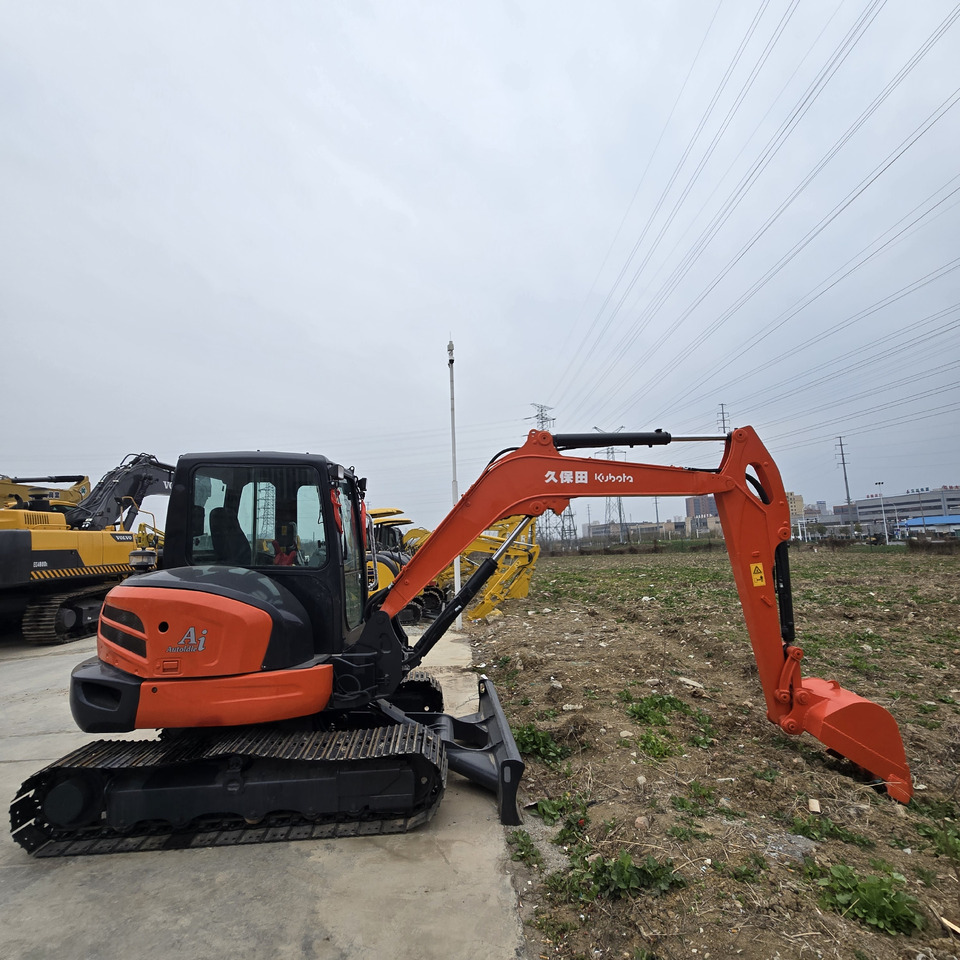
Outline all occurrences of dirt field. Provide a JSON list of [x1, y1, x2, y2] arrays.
[[463, 544, 960, 960]]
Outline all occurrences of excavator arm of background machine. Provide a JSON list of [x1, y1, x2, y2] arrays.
[[69, 454, 176, 531], [379, 426, 912, 803]]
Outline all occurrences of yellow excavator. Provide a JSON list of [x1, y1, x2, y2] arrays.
[[0, 454, 175, 644], [369, 509, 538, 623], [1, 474, 91, 510]]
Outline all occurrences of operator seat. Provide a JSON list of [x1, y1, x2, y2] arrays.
[[273, 521, 302, 566], [209, 507, 251, 565]]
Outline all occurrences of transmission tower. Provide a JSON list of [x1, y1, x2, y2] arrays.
[[594, 426, 625, 542], [530, 403, 555, 431], [531, 402, 579, 550], [836, 436, 856, 533], [717, 404, 731, 433]]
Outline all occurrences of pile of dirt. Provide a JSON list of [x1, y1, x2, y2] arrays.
[[462, 548, 960, 960]]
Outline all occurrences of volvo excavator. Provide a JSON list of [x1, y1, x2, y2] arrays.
[[0, 454, 175, 644], [10, 427, 913, 857]]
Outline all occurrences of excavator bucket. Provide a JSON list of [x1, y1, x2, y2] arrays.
[[790, 676, 912, 803]]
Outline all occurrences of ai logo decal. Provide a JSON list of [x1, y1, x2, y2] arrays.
[[168, 626, 208, 653]]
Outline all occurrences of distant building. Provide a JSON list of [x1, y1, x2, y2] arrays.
[[686, 515, 722, 537], [582, 520, 685, 541], [897, 514, 960, 538], [834, 485, 960, 537], [785, 492, 804, 518], [685, 495, 716, 518]]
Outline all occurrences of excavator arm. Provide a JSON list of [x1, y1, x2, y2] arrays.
[[71, 454, 175, 530], [379, 426, 912, 803]]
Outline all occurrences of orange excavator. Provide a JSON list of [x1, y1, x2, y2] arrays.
[[10, 427, 912, 857]]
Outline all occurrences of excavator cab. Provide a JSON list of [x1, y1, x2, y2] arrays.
[[168, 452, 366, 647], [68, 453, 373, 734]]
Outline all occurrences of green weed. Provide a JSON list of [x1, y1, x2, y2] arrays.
[[808, 863, 924, 935], [531, 791, 587, 827], [511, 723, 571, 765], [637, 730, 674, 760], [625, 693, 689, 725], [507, 829, 543, 870], [547, 850, 684, 902], [714, 853, 766, 883]]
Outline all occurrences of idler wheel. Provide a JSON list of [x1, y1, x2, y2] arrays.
[[42, 775, 102, 828]]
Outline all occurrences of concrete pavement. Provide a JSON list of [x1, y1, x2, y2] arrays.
[[0, 631, 526, 960]]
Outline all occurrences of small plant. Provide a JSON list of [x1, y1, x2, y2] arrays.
[[688, 730, 713, 749], [753, 767, 779, 782], [555, 811, 590, 846], [507, 829, 543, 870], [531, 791, 587, 826], [532, 910, 577, 941], [626, 693, 689, 725], [548, 850, 684, 902], [810, 863, 924, 935], [671, 795, 710, 818], [689, 780, 715, 802], [511, 723, 571, 765], [714, 853, 766, 882], [916, 821, 960, 860], [637, 730, 674, 760]]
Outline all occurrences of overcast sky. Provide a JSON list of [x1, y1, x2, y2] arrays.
[[2, 1, 958, 530]]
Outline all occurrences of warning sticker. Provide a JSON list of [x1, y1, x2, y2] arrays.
[[750, 563, 766, 587]]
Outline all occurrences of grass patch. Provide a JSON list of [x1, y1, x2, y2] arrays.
[[805, 862, 924, 935], [625, 693, 689, 724], [637, 730, 675, 760], [547, 850, 684, 903], [512, 723, 571, 765], [530, 791, 587, 827], [713, 852, 766, 883], [507, 829, 544, 870]]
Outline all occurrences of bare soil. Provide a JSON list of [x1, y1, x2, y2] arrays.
[[462, 544, 960, 960]]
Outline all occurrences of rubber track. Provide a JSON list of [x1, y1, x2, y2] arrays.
[[22, 584, 113, 645], [11, 724, 446, 857], [389, 670, 444, 714]]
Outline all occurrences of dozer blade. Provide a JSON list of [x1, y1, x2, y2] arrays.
[[782, 677, 912, 803], [380, 677, 525, 825]]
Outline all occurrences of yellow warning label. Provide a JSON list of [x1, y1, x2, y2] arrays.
[[750, 563, 766, 587]]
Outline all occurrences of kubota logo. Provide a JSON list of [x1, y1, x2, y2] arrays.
[[167, 626, 207, 654]]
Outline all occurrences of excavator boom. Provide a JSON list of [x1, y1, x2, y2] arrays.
[[382, 427, 912, 803]]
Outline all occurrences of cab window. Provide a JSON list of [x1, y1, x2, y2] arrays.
[[187, 464, 328, 568]]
